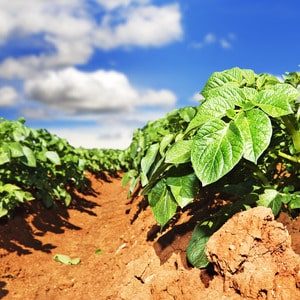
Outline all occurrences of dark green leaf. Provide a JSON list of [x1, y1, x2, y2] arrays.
[[148, 179, 177, 227], [166, 171, 199, 208], [186, 223, 213, 268]]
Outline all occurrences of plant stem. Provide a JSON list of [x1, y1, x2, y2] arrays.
[[242, 160, 271, 187], [278, 151, 300, 163], [282, 115, 300, 153]]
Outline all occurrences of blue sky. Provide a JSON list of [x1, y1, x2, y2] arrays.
[[0, 0, 299, 149]]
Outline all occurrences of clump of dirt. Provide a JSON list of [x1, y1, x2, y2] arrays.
[[0, 174, 300, 299], [205, 206, 300, 299]]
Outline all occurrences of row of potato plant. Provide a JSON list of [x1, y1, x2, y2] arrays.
[[123, 67, 300, 267], [0, 117, 127, 218]]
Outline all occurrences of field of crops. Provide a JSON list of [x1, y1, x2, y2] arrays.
[[1, 68, 300, 298]]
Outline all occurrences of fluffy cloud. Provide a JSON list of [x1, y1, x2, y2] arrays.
[[0, 1, 183, 78], [93, 4, 182, 49], [0, 86, 18, 106], [24, 67, 176, 114]]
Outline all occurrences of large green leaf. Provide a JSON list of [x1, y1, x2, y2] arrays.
[[166, 171, 199, 208], [202, 85, 246, 107], [201, 68, 243, 97], [191, 119, 244, 186], [235, 109, 272, 163], [165, 140, 192, 164], [254, 84, 298, 117], [148, 179, 177, 227], [186, 96, 234, 133]]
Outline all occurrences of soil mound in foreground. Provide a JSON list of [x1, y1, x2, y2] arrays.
[[206, 206, 300, 299]]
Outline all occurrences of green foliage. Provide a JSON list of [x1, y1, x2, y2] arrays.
[[124, 67, 300, 268], [0, 117, 125, 218]]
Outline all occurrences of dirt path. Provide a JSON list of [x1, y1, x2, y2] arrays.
[[0, 173, 300, 299]]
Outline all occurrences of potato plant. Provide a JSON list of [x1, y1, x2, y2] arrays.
[[124, 67, 300, 268], [0, 118, 126, 218]]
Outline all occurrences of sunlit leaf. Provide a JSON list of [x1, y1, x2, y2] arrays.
[[191, 119, 244, 186], [235, 109, 272, 163]]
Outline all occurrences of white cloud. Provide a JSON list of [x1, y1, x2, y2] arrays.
[[0, 86, 18, 106], [24, 67, 176, 114], [96, 0, 149, 10], [191, 32, 236, 49], [93, 4, 183, 49], [0, 1, 183, 79], [190, 92, 204, 103], [50, 125, 133, 149]]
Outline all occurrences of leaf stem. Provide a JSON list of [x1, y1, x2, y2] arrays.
[[282, 115, 300, 153], [242, 160, 271, 187], [278, 151, 300, 163]]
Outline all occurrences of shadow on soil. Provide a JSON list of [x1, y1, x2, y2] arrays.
[[0, 281, 8, 299], [0, 180, 100, 256]]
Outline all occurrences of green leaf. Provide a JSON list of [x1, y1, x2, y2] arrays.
[[201, 68, 243, 97], [148, 179, 177, 227], [254, 84, 298, 117], [203, 85, 246, 107], [191, 119, 244, 186], [95, 249, 103, 255], [45, 151, 61, 165], [165, 140, 192, 164], [159, 134, 174, 156], [166, 171, 199, 208], [256, 189, 282, 216], [21, 146, 36, 167], [141, 143, 159, 186], [53, 254, 80, 265], [186, 97, 234, 132], [0, 144, 11, 165], [9, 142, 24, 158], [186, 223, 213, 268], [235, 109, 272, 163], [288, 194, 300, 210]]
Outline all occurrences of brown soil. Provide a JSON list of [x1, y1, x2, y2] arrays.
[[1, 173, 300, 299]]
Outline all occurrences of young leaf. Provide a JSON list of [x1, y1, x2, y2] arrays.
[[256, 189, 282, 216], [165, 140, 192, 164], [148, 179, 177, 228], [201, 67, 243, 97], [186, 96, 234, 133], [0, 144, 11, 165], [191, 119, 244, 186], [235, 109, 272, 163], [289, 194, 300, 210], [159, 134, 174, 156], [141, 143, 159, 186], [9, 142, 24, 158], [45, 151, 61, 165], [21, 146, 36, 167]]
